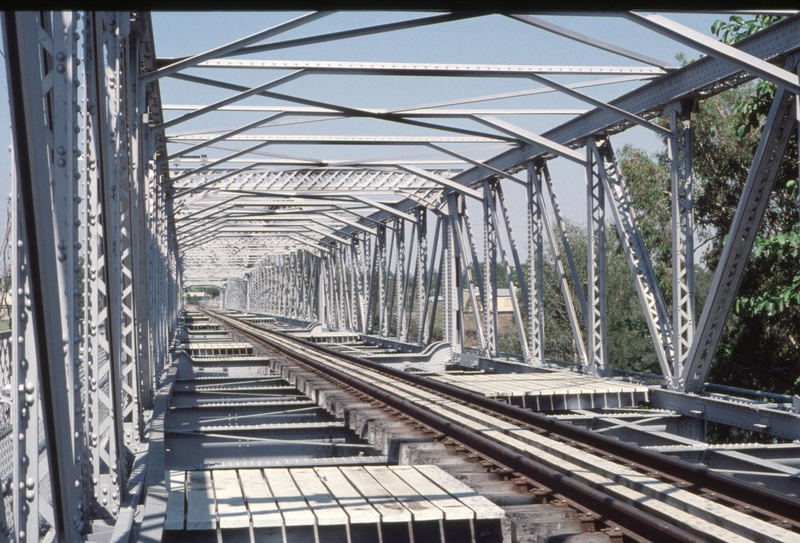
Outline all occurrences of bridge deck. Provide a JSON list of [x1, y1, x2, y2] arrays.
[[164, 465, 504, 531], [430, 372, 650, 410]]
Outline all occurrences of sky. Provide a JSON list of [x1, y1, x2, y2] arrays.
[[0, 11, 735, 261]]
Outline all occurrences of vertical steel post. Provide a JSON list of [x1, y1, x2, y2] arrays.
[[483, 181, 499, 357], [413, 209, 428, 344], [392, 219, 406, 337], [442, 195, 464, 352], [527, 163, 545, 363], [586, 142, 608, 377], [667, 101, 696, 385]]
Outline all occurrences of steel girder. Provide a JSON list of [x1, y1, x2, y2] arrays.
[[2, 10, 175, 541], [2, 11, 794, 463], [198, 13, 799, 408], [681, 61, 799, 393]]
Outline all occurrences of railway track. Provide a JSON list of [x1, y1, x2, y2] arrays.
[[205, 309, 800, 543]]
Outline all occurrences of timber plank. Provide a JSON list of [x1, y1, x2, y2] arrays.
[[213, 470, 250, 529], [186, 470, 216, 530]]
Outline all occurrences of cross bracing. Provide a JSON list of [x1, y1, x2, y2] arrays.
[[2, 9, 800, 543]]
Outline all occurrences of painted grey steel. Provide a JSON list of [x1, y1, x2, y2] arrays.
[[3, 11, 176, 540], [650, 389, 800, 441], [7, 12, 800, 540], [536, 163, 588, 366], [681, 65, 798, 393], [483, 182, 499, 358], [625, 13, 800, 95], [590, 137, 675, 385], [177, 58, 668, 76], [343, 14, 800, 226], [667, 102, 696, 383], [4, 12, 84, 541], [527, 163, 545, 363], [507, 14, 673, 69], [141, 12, 329, 84], [586, 145, 607, 377]]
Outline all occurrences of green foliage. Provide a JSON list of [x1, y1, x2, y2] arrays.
[[711, 15, 783, 139], [616, 145, 673, 298], [537, 221, 663, 373], [735, 226, 800, 317], [710, 15, 783, 44]]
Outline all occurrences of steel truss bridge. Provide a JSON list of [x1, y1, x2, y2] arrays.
[[1, 9, 800, 543]]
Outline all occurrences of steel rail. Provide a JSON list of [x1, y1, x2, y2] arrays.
[[208, 309, 800, 529], [206, 309, 701, 543]]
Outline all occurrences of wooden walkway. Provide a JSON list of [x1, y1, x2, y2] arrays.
[[164, 464, 505, 532], [430, 371, 649, 410]]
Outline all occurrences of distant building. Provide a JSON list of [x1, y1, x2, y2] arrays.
[[495, 289, 513, 313], [468, 288, 513, 313]]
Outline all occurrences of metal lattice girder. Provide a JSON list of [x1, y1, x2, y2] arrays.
[[667, 101, 696, 383], [589, 136, 675, 385], [682, 69, 799, 393], [330, 15, 800, 233], [453, 198, 486, 351], [486, 180, 530, 361], [442, 195, 464, 352], [586, 144, 608, 377], [527, 163, 545, 363], [4, 11, 175, 539], [4, 11, 90, 541], [483, 181, 499, 358], [174, 58, 669, 76], [536, 162, 588, 366], [84, 11, 153, 518], [171, 168, 459, 207], [171, 168, 454, 268], [625, 13, 800, 95]]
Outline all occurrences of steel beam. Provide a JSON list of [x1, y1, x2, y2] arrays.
[[681, 71, 798, 393], [586, 144, 608, 377]]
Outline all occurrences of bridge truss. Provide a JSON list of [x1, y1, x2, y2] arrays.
[[1, 9, 799, 542]]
